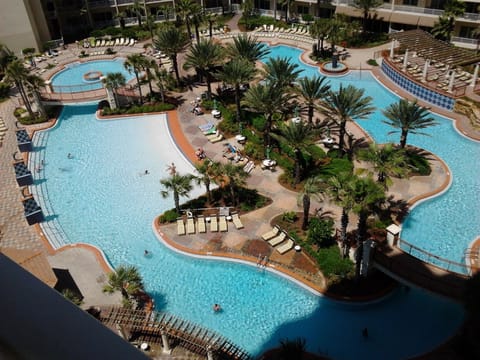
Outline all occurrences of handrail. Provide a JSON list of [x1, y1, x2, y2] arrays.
[[398, 238, 479, 275]]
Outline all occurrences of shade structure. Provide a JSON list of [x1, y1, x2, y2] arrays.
[[16, 129, 32, 152], [13, 161, 33, 186], [23, 197, 44, 225]]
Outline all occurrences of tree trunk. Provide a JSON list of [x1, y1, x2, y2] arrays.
[[234, 84, 241, 123], [172, 56, 181, 86], [341, 208, 349, 258], [206, 71, 212, 100], [174, 191, 180, 213], [338, 119, 347, 154], [294, 148, 302, 186], [194, 23, 200, 44], [302, 194, 310, 230], [205, 180, 211, 203], [308, 104, 314, 124], [135, 72, 143, 103], [400, 130, 407, 149], [229, 184, 236, 206]]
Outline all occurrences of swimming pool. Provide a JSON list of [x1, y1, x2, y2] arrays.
[[266, 44, 480, 272], [30, 103, 464, 359], [50, 59, 134, 93]]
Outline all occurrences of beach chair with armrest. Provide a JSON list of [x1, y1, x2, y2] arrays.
[[197, 216, 206, 233], [261, 225, 280, 241], [268, 231, 287, 246], [209, 134, 224, 143], [187, 217, 195, 234], [219, 215, 228, 232], [177, 218, 186, 235], [231, 213, 244, 230], [276, 239, 294, 254], [210, 215, 218, 232]]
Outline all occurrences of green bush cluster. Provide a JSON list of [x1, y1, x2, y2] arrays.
[[102, 103, 175, 116], [307, 217, 335, 248], [282, 211, 298, 223], [405, 150, 431, 175], [306, 244, 354, 278], [0, 82, 11, 100], [159, 209, 180, 224]]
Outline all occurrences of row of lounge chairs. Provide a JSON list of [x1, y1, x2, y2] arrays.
[[91, 38, 136, 48], [200, 123, 223, 143], [177, 213, 244, 235], [261, 225, 295, 255]]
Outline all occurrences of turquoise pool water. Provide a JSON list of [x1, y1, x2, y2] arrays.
[[51, 59, 134, 92], [266, 44, 480, 272], [30, 103, 464, 359]]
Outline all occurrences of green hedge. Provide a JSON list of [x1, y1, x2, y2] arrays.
[[0, 82, 11, 100], [102, 103, 175, 116], [305, 243, 354, 278]]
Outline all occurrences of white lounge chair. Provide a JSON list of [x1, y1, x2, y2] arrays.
[[209, 133, 224, 143], [114, 38, 120, 46], [261, 225, 280, 241], [219, 215, 228, 232], [177, 218, 186, 236], [276, 239, 294, 254], [210, 216, 218, 232], [198, 122, 215, 131], [129, 38, 135, 46], [268, 232, 287, 247], [187, 217, 195, 234], [197, 216, 206, 233], [206, 130, 221, 140], [231, 213, 244, 230]]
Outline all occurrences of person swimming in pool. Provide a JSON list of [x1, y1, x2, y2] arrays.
[[213, 303, 221, 312], [67, 153, 73, 159]]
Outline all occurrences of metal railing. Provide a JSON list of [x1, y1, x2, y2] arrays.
[[398, 238, 477, 275]]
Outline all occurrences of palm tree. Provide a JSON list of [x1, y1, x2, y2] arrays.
[[382, 99, 438, 149], [160, 172, 195, 213], [310, 18, 332, 57], [220, 163, 248, 206], [175, 0, 196, 40], [324, 172, 356, 257], [115, 11, 127, 30], [278, 337, 307, 360], [103, 72, 126, 109], [154, 67, 169, 103], [194, 160, 220, 203], [25, 74, 46, 119], [298, 176, 324, 230], [357, 143, 409, 189], [183, 39, 223, 99], [215, 58, 257, 123], [431, 0, 465, 42], [242, 82, 296, 147], [263, 57, 302, 90], [124, 54, 147, 103], [225, 34, 270, 63], [296, 75, 330, 124], [5, 60, 34, 117], [351, 176, 386, 278], [352, 0, 382, 34], [131, 0, 144, 27], [0, 43, 15, 74], [320, 84, 375, 154], [103, 265, 144, 300], [142, 58, 158, 97], [271, 121, 317, 186], [154, 27, 190, 86]]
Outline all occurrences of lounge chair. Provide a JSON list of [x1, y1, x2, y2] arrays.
[[243, 161, 255, 174], [206, 130, 221, 140], [100, 40, 106, 47], [198, 122, 215, 131], [210, 215, 218, 232], [203, 127, 217, 135], [187, 217, 195, 234], [261, 225, 280, 241], [268, 231, 287, 247], [177, 218, 186, 236], [197, 216, 206, 233], [231, 213, 244, 229], [129, 38, 135, 46], [276, 239, 294, 254], [219, 215, 228, 232], [209, 134, 224, 143]]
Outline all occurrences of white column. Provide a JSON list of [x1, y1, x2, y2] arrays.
[[390, 40, 395, 58], [448, 71, 455, 92], [403, 49, 409, 71], [161, 331, 171, 354], [391, 0, 395, 11], [470, 63, 479, 88], [422, 59, 430, 82]]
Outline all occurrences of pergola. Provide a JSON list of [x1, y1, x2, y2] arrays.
[[390, 29, 480, 67]]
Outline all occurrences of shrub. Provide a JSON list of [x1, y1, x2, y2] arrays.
[[102, 102, 175, 116], [302, 14, 314, 23], [282, 211, 298, 223], [251, 116, 266, 132], [307, 217, 335, 248], [312, 244, 354, 278], [0, 82, 10, 99], [366, 59, 378, 66], [159, 209, 179, 223], [405, 150, 431, 176], [13, 107, 27, 118]]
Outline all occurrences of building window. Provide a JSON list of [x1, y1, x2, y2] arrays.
[[429, 0, 443, 10], [402, 0, 418, 6], [297, 5, 309, 15]]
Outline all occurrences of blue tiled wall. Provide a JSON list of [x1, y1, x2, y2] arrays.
[[381, 61, 455, 111]]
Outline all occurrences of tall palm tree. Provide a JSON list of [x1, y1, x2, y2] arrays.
[[103, 72, 126, 109], [154, 27, 190, 86], [298, 176, 324, 230], [160, 172, 195, 213], [271, 121, 317, 186], [351, 176, 386, 278], [242, 82, 296, 147], [26, 74, 46, 119], [353, 0, 382, 34], [310, 18, 332, 57], [225, 34, 270, 63], [215, 58, 257, 123], [5, 60, 34, 117], [320, 84, 375, 154], [324, 172, 356, 257], [263, 57, 302, 90], [220, 163, 248, 206], [190, 4, 203, 43], [357, 143, 409, 189], [382, 99, 437, 149], [154, 67, 170, 103], [0, 43, 15, 74], [175, 0, 196, 40], [431, 0, 465, 42], [142, 57, 158, 97], [131, 0, 145, 27], [296, 75, 330, 124], [124, 54, 147, 103], [194, 160, 220, 203], [183, 39, 223, 99], [102, 265, 144, 300]]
